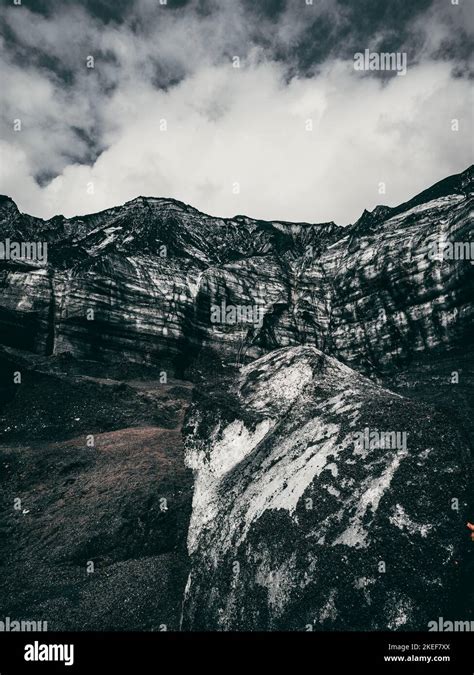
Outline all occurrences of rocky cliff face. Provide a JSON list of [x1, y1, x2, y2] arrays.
[[0, 166, 472, 375], [0, 167, 472, 631]]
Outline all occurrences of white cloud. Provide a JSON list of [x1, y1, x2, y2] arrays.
[[0, 2, 472, 223]]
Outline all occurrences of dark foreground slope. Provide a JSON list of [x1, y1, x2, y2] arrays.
[[0, 348, 193, 630]]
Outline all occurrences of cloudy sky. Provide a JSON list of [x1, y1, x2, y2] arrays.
[[0, 0, 472, 224]]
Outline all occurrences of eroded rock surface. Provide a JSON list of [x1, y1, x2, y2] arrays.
[[0, 166, 472, 374], [181, 347, 470, 630]]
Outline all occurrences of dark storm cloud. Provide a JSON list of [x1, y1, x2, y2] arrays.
[[242, 0, 288, 21], [2, 0, 471, 87], [16, 0, 137, 23], [248, 0, 470, 76]]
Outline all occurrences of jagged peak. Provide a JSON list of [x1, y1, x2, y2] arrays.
[[351, 165, 473, 233], [124, 195, 195, 211], [0, 195, 20, 220], [0, 195, 19, 208]]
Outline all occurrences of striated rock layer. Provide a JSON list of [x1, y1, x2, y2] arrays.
[[0, 166, 472, 375]]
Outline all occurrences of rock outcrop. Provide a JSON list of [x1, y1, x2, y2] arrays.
[[181, 346, 470, 630]]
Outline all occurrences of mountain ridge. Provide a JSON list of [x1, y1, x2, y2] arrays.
[[0, 164, 472, 234], [0, 165, 472, 375]]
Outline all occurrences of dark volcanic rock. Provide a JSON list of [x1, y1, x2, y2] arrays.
[[181, 347, 471, 631]]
